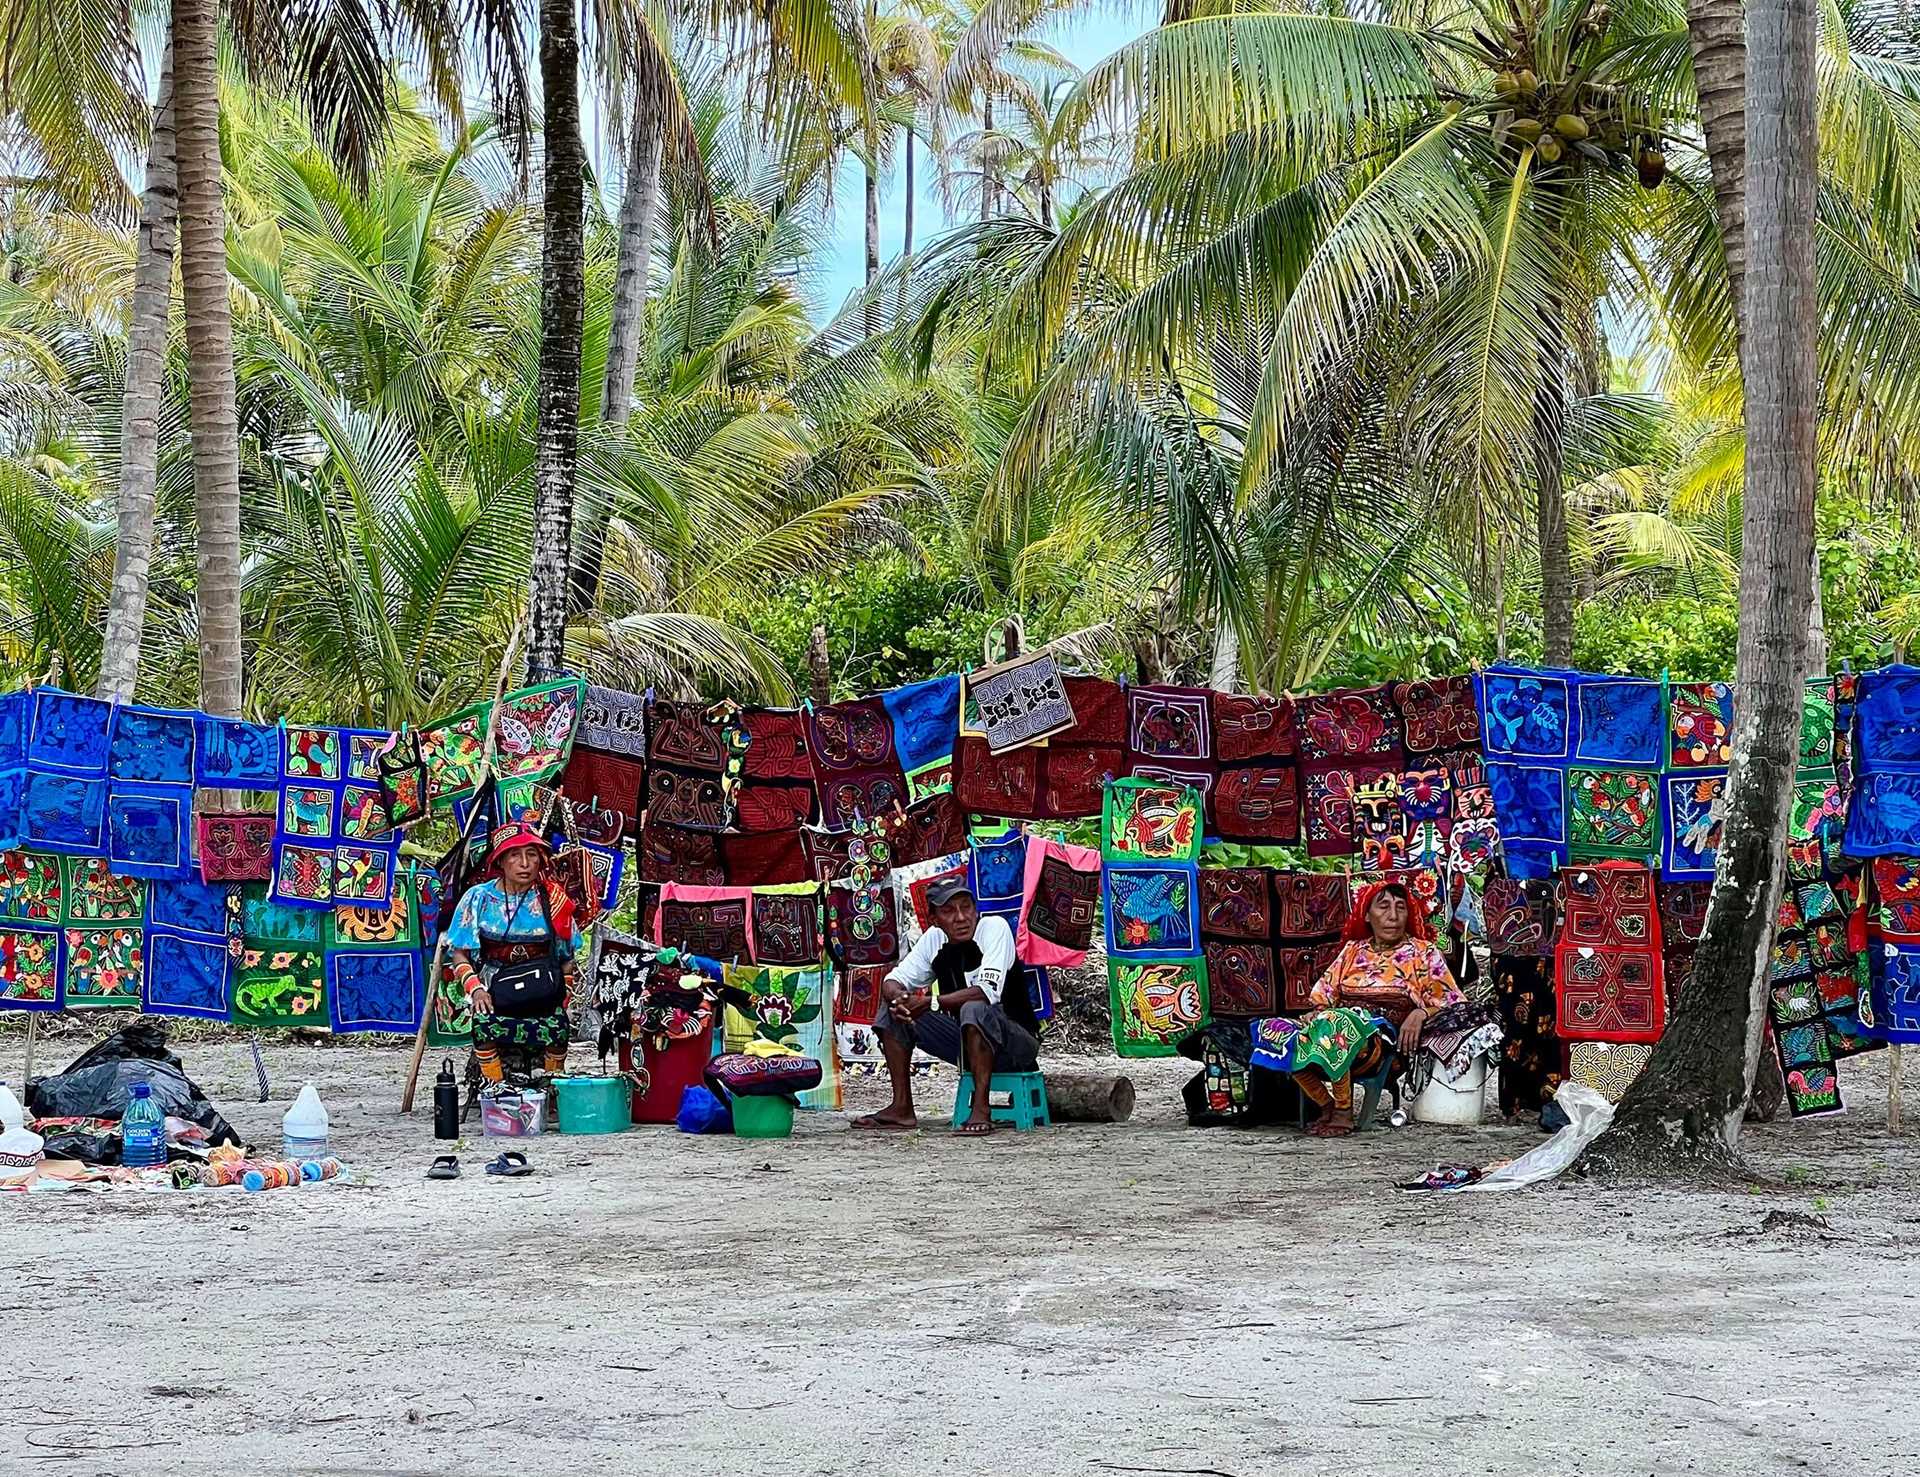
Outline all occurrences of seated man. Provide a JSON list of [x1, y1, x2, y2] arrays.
[[852, 875, 1041, 1135]]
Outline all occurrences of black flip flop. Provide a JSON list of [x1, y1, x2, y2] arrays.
[[426, 1155, 461, 1180], [484, 1150, 532, 1177]]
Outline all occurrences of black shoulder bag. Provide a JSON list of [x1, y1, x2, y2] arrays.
[[489, 888, 568, 1019]]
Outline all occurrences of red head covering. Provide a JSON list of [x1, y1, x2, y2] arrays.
[[487, 822, 579, 938], [488, 820, 550, 869], [1343, 880, 1434, 944]]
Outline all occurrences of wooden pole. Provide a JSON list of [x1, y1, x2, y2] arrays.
[[400, 629, 523, 1113], [21, 656, 61, 1090], [806, 624, 832, 706]]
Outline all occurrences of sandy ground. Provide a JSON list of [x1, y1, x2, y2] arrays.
[[5, 1037, 1920, 1477]]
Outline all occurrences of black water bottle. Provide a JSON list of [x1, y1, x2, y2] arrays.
[[434, 1058, 460, 1140]]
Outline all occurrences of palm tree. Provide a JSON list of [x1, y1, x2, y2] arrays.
[[171, 0, 244, 716], [212, 90, 924, 713], [3, 0, 477, 704], [551, 0, 873, 658], [526, 0, 588, 682], [97, 50, 176, 703], [970, 1, 1920, 672], [1603, 0, 1822, 1166]]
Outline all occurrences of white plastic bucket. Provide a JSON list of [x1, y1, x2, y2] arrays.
[[1412, 1053, 1488, 1126]]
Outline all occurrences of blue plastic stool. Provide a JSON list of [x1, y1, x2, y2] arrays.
[[952, 1071, 1051, 1131]]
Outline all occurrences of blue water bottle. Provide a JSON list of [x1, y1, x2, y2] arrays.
[[121, 1082, 167, 1169]]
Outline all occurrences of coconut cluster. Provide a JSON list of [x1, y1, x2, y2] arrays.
[[1487, 10, 1666, 187]]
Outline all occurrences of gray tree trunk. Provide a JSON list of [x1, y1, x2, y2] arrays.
[[1602, 0, 1818, 1167], [601, 111, 660, 428], [1208, 620, 1239, 693], [902, 128, 914, 260], [980, 95, 994, 221], [97, 47, 177, 704], [1534, 316, 1574, 666], [1688, 0, 1749, 340], [571, 104, 660, 613], [1806, 542, 1828, 672], [864, 159, 881, 284], [528, 0, 587, 681], [172, 0, 243, 718]]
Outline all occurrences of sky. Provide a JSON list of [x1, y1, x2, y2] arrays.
[[809, 3, 1153, 317]]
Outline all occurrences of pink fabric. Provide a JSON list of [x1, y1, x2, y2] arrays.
[[1016, 837, 1102, 968], [653, 882, 756, 958]]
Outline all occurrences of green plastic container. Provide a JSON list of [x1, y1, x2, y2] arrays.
[[552, 1076, 631, 1135], [731, 1094, 795, 1139]]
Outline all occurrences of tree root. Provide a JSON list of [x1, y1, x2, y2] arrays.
[[1577, 1114, 1767, 1188], [1579, 1141, 1766, 1189]]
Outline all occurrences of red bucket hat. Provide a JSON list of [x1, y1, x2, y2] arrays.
[[488, 821, 550, 868]]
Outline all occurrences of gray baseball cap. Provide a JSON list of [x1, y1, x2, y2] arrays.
[[924, 875, 976, 909]]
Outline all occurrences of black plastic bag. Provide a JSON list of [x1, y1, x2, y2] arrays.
[[27, 1026, 240, 1146], [38, 1126, 123, 1166], [52, 1020, 184, 1075]]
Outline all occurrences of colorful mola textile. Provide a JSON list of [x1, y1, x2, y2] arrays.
[[1104, 861, 1200, 960], [1554, 861, 1666, 1043], [955, 677, 1124, 820], [968, 653, 1076, 754], [882, 674, 961, 800], [1103, 777, 1203, 862], [806, 697, 908, 829], [1294, 684, 1404, 860], [1482, 874, 1559, 958], [1110, 955, 1209, 1057], [1845, 666, 1920, 854], [1017, 837, 1101, 967], [1196, 867, 1350, 1017], [1211, 693, 1300, 843]]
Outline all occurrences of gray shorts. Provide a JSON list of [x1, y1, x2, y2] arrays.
[[875, 999, 1039, 1073]]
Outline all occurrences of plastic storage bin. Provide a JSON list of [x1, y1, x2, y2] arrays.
[[553, 1076, 630, 1134], [480, 1087, 547, 1137], [731, 1095, 795, 1139]]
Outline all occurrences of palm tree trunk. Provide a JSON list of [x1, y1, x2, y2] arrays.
[[97, 47, 177, 704], [902, 127, 914, 260], [1533, 315, 1574, 666], [864, 159, 881, 285], [1208, 620, 1239, 692], [1807, 543, 1828, 671], [1600, 0, 1818, 1169], [570, 104, 659, 613], [171, 0, 243, 718], [1688, 0, 1749, 338], [601, 110, 659, 427], [980, 95, 994, 221], [528, 0, 586, 681]]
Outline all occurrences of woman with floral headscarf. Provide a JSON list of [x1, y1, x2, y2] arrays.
[[1252, 881, 1461, 1136], [447, 822, 584, 1083]]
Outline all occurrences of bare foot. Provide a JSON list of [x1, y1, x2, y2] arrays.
[[1306, 1117, 1353, 1138], [953, 1118, 995, 1136]]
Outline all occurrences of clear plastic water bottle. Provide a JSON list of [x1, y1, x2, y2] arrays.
[[121, 1082, 167, 1169]]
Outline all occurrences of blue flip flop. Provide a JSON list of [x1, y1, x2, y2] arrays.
[[484, 1151, 532, 1177]]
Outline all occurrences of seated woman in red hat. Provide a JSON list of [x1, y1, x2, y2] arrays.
[[1252, 880, 1461, 1137], [446, 822, 585, 1084]]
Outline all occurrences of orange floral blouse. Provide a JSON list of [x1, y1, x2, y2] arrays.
[[1308, 938, 1462, 1026]]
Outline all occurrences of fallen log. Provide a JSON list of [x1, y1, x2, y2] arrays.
[[1045, 1072, 1134, 1124]]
